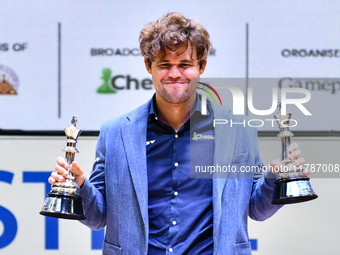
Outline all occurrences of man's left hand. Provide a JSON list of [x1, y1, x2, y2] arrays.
[[270, 142, 306, 176]]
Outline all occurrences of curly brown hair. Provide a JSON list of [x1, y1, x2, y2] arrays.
[[139, 12, 212, 69]]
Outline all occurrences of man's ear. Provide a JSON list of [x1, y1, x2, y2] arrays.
[[144, 58, 152, 74], [199, 60, 207, 74]]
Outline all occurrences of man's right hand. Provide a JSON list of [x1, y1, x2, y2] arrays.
[[48, 157, 85, 187]]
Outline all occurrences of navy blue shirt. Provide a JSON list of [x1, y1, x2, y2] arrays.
[[147, 94, 214, 254]]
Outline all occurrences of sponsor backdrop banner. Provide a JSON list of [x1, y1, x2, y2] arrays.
[[0, 0, 339, 131]]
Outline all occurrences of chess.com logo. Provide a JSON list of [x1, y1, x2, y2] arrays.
[[192, 132, 214, 140], [96, 68, 153, 94]]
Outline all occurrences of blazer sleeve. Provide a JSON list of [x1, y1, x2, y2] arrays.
[[78, 124, 107, 230], [248, 127, 284, 221]]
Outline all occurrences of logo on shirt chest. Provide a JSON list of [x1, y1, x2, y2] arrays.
[[192, 132, 214, 140]]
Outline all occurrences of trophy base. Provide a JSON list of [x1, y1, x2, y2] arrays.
[[272, 177, 318, 205], [40, 192, 86, 220]]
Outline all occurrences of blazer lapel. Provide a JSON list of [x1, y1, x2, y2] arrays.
[[212, 105, 238, 250], [120, 101, 150, 238]]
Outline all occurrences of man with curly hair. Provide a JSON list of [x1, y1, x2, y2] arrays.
[[50, 12, 303, 255]]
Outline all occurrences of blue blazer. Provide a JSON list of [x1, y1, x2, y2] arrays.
[[79, 97, 282, 255]]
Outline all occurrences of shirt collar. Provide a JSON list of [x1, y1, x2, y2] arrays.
[[149, 94, 158, 118]]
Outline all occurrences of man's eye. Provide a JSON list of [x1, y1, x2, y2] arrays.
[[159, 64, 170, 68]]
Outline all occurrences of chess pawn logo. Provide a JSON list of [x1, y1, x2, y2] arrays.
[[97, 68, 117, 94]]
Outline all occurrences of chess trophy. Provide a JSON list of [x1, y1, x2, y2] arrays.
[[271, 103, 318, 204], [40, 116, 86, 219]]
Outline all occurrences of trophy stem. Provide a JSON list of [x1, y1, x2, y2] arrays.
[[281, 136, 290, 163], [65, 151, 76, 180]]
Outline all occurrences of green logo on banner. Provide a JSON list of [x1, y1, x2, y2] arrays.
[[97, 68, 117, 94]]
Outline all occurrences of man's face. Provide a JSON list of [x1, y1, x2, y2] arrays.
[[145, 45, 206, 104]]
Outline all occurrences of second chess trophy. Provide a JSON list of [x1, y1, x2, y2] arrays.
[[40, 116, 86, 220], [271, 105, 318, 204]]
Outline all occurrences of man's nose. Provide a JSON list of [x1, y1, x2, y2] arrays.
[[168, 65, 181, 79]]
